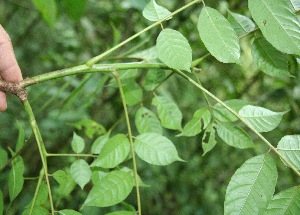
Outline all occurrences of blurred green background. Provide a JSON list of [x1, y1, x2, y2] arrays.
[[0, 0, 299, 214]]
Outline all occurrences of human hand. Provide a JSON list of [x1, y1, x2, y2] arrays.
[[0, 25, 23, 111]]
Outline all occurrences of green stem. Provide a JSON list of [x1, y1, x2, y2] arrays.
[[113, 71, 142, 215], [46, 153, 97, 158], [174, 69, 300, 177], [23, 100, 55, 214], [85, 0, 203, 66], [29, 169, 45, 214]]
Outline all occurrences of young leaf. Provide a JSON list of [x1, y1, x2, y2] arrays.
[[227, 10, 256, 37], [83, 170, 134, 207], [0, 147, 8, 170], [70, 159, 91, 189], [249, 0, 300, 55], [71, 132, 85, 154], [216, 121, 255, 149], [53, 170, 76, 197], [144, 69, 166, 91], [91, 134, 109, 154], [224, 154, 277, 214], [178, 108, 211, 137], [202, 124, 217, 156], [213, 99, 248, 122], [264, 186, 300, 214], [135, 106, 163, 134], [239, 105, 287, 132], [32, 0, 57, 27], [156, 28, 192, 72], [152, 96, 182, 130], [198, 7, 240, 63], [252, 37, 291, 78], [8, 155, 24, 202], [58, 209, 82, 215], [134, 133, 184, 165], [91, 134, 130, 168], [0, 189, 3, 215], [105, 211, 135, 215], [277, 135, 300, 170], [142, 0, 172, 21]]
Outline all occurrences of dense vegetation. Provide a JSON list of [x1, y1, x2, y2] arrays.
[[0, 0, 299, 214]]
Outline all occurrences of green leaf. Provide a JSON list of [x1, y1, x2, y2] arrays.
[[120, 166, 150, 188], [91, 134, 130, 168], [70, 159, 91, 189], [58, 209, 82, 215], [0, 189, 3, 215], [202, 124, 217, 156], [91, 134, 109, 154], [130, 46, 158, 61], [142, 0, 171, 22], [0, 147, 8, 170], [32, 0, 57, 27], [25, 182, 48, 209], [198, 7, 240, 63], [22, 206, 49, 215], [105, 211, 135, 215], [178, 108, 211, 137], [134, 133, 184, 165], [216, 121, 255, 149], [8, 155, 24, 202], [227, 10, 256, 37], [252, 37, 291, 78], [135, 106, 163, 134], [83, 170, 134, 207], [290, 0, 300, 11], [264, 186, 300, 214], [239, 105, 287, 132], [53, 170, 76, 197], [277, 135, 300, 170], [123, 80, 143, 106], [16, 121, 25, 152], [224, 154, 277, 214], [68, 119, 106, 139], [144, 69, 166, 91], [249, 0, 300, 55], [156, 28, 192, 72], [71, 132, 85, 154], [152, 96, 182, 130], [213, 99, 248, 122], [62, 0, 87, 20]]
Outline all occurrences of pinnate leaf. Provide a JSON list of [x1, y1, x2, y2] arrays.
[[224, 154, 277, 214], [142, 0, 171, 21], [249, 0, 300, 55], [70, 159, 91, 189], [91, 134, 130, 168], [71, 132, 85, 154], [216, 121, 254, 149], [135, 106, 163, 134], [264, 186, 300, 215], [134, 133, 184, 165], [227, 10, 256, 37], [156, 29, 192, 72], [152, 96, 182, 130], [8, 155, 24, 202], [277, 135, 300, 170], [198, 7, 240, 63], [252, 37, 290, 78], [239, 105, 287, 132], [84, 170, 134, 207]]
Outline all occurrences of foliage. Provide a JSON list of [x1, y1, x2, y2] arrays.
[[0, 0, 300, 214]]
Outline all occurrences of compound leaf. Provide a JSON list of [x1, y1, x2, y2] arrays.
[[156, 28, 192, 72], [249, 0, 300, 55], [84, 170, 134, 207], [224, 154, 277, 214], [142, 0, 171, 21], [277, 135, 300, 170], [134, 133, 184, 165], [198, 7, 240, 63], [239, 105, 286, 132]]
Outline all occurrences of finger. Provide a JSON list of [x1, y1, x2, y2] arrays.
[[0, 91, 7, 112], [0, 25, 23, 83]]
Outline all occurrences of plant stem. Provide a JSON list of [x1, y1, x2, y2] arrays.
[[113, 71, 142, 215], [23, 100, 55, 214], [174, 69, 300, 177], [85, 0, 203, 66], [46, 153, 97, 158], [29, 169, 45, 214]]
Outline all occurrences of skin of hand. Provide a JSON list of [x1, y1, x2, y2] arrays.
[[0, 24, 23, 112]]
